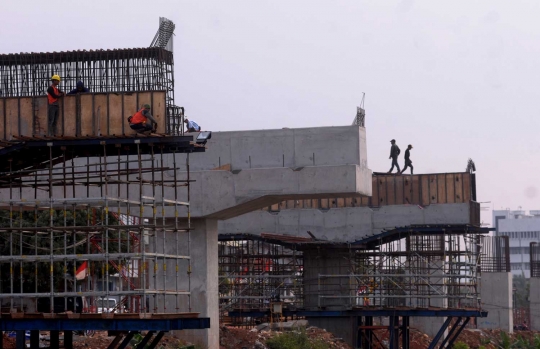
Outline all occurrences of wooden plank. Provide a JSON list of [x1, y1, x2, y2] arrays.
[[320, 199, 329, 209], [395, 176, 404, 205], [80, 94, 94, 136], [312, 199, 319, 209], [151, 91, 167, 133], [108, 93, 123, 136], [270, 204, 279, 211], [0, 99, 4, 140], [371, 177, 379, 206], [336, 198, 345, 208], [287, 200, 295, 209], [93, 94, 108, 136], [446, 173, 455, 204], [421, 175, 430, 206], [19, 98, 33, 136], [345, 197, 353, 207], [5, 98, 18, 140], [454, 173, 464, 203], [437, 174, 446, 204], [463, 173, 471, 202], [386, 176, 396, 205], [34, 97, 48, 136], [429, 175, 438, 204], [123, 93, 138, 135], [403, 176, 412, 204], [411, 175, 420, 205], [63, 95, 77, 137], [361, 196, 369, 207], [378, 177, 387, 206]]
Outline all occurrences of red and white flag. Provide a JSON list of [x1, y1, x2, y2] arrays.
[[75, 261, 88, 280]]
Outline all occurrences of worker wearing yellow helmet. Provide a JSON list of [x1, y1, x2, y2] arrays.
[[47, 75, 65, 136]]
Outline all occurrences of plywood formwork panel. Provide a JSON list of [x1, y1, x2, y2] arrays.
[[454, 173, 464, 203], [446, 173, 455, 204], [421, 175, 430, 206], [80, 94, 94, 136], [395, 176, 404, 204], [33, 97, 48, 136], [0, 91, 168, 140], [377, 177, 387, 206], [19, 98, 33, 136], [93, 94, 108, 136], [386, 176, 396, 205], [108, 94, 123, 135], [63, 96, 77, 137], [429, 175, 438, 204], [5, 98, 18, 140], [0, 99, 5, 139], [463, 173, 471, 202], [437, 174, 447, 204]]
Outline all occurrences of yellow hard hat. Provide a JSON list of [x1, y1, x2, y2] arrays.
[[51, 75, 61, 81]]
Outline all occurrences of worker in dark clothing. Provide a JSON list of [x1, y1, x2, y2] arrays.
[[387, 139, 401, 173], [129, 104, 158, 134], [47, 75, 65, 136], [184, 118, 201, 132], [67, 81, 90, 95], [400, 145, 414, 175]]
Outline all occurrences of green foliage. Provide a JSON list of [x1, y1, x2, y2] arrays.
[[478, 346, 486, 349], [0, 209, 119, 294], [453, 341, 469, 349], [498, 331, 512, 349], [266, 329, 329, 349]]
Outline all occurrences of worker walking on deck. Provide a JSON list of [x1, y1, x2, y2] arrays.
[[129, 104, 158, 134], [47, 75, 65, 136], [400, 145, 414, 175], [387, 139, 401, 173]]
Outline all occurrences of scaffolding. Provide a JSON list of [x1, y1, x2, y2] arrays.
[[0, 136, 195, 315], [218, 235, 304, 325], [221, 225, 490, 327]]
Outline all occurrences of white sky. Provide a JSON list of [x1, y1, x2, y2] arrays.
[[3, 0, 539, 225]]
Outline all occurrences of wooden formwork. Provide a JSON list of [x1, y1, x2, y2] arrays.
[[0, 91, 167, 140]]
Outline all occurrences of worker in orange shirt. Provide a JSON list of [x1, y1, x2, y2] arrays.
[[129, 104, 158, 134], [47, 75, 65, 136]]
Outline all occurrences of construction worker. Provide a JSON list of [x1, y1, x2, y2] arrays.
[[400, 145, 414, 175], [184, 118, 201, 132], [67, 80, 90, 95], [129, 104, 158, 134], [387, 139, 401, 174], [47, 75, 65, 136]]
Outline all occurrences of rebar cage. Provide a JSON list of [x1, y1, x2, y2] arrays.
[[0, 138, 195, 315]]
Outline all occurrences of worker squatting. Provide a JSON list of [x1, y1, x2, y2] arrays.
[[47, 75, 202, 135]]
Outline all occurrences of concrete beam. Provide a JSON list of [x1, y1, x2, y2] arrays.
[[219, 202, 474, 242], [479, 272, 513, 332]]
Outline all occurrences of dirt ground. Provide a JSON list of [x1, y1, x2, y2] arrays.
[[3, 327, 539, 349]]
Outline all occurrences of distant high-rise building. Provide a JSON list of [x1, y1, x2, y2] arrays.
[[492, 209, 540, 277]]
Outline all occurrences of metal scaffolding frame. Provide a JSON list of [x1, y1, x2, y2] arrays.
[[218, 236, 304, 325], [0, 136, 195, 316], [221, 225, 491, 329]]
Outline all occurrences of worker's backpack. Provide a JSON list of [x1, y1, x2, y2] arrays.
[[396, 146, 401, 156]]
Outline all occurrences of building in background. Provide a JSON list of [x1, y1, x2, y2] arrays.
[[493, 209, 540, 277]]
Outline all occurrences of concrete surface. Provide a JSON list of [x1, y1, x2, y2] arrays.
[[219, 203, 473, 242], [478, 272, 513, 332], [530, 278, 540, 331]]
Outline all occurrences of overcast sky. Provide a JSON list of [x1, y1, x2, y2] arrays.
[[3, 0, 539, 225]]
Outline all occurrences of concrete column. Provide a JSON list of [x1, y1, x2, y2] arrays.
[[530, 278, 540, 331], [410, 260, 448, 338], [303, 248, 358, 347], [172, 218, 219, 349], [479, 272, 513, 332]]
